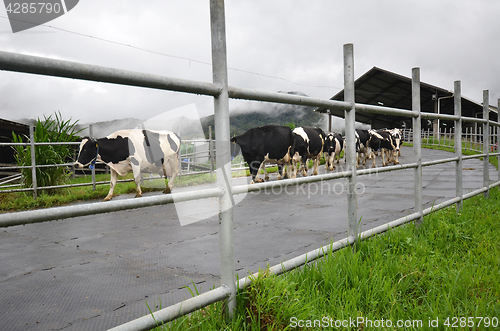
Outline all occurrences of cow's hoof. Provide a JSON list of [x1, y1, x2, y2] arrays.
[[134, 193, 142, 198], [277, 175, 282, 180], [395, 161, 399, 165], [103, 196, 112, 202], [163, 187, 171, 194], [264, 175, 270, 181]]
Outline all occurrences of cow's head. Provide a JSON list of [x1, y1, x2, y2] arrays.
[[323, 134, 335, 154], [391, 129, 402, 152], [74, 137, 99, 168]]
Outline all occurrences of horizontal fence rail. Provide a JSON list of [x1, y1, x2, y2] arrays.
[[1, 2, 499, 329], [0, 134, 218, 194], [0, 50, 222, 97]]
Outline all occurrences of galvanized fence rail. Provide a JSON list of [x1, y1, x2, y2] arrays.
[[0, 134, 217, 195], [0, 1, 499, 330]]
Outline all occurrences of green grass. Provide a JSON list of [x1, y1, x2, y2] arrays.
[[0, 172, 216, 212], [152, 187, 500, 330], [404, 139, 499, 170]]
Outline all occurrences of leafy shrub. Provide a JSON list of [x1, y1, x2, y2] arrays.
[[12, 111, 82, 193]]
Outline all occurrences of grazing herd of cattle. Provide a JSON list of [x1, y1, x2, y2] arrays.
[[73, 126, 402, 200]]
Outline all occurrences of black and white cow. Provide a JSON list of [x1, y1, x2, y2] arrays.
[[74, 129, 181, 201], [384, 128, 402, 164], [323, 132, 344, 171], [355, 129, 371, 167], [230, 125, 295, 184], [367, 129, 396, 167], [291, 127, 325, 177]]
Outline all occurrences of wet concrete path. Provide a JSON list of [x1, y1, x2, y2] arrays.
[[0, 146, 496, 330]]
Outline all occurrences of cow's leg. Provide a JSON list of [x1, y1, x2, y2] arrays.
[[263, 165, 270, 181], [132, 166, 143, 198], [163, 158, 179, 194], [103, 169, 118, 202], [381, 149, 387, 167], [388, 150, 393, 165], [291, 159, 298, 179], [329, 153, 336, 170], [254, 161, 266, 183], [277, 164, 283, 180], [393, 150, 399, 164], [312, 155, 320, 176], [248, 160, 260, 184], [372, 151, 377, 167], [324, 152, 330, 170], [300, 156, 308, 177]]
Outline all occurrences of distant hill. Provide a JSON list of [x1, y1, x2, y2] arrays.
[[202, 91, 326, 138]]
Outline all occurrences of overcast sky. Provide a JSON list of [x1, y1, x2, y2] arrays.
[[0, 0, 499, 127]]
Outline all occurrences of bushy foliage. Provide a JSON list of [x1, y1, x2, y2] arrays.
[[12, 111, 82, 193]]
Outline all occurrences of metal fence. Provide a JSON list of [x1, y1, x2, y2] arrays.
[[0, 133, 217, 196], [0, 1, 500, 330], [402, 126, 499, 153]]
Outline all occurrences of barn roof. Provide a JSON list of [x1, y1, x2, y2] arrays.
[[0, 118, 29, 135], [0, 118, 29, 165], [315, 67, 498, 129]]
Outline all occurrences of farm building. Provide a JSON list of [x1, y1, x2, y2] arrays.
[[315, 67, 498, 132], [0, 118, 29, 165]]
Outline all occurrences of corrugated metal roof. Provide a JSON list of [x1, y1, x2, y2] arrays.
[[315, 67, 497, 129]]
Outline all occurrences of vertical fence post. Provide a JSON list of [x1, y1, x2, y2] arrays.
[[89, 124, 96, 191], [454, 81, 463, 211], [29, 125, 38, 199], [343, 43, 358, 244], [483, 90, 490, 198], [498, 99, 500, 182], [412, 68, 423, 225], [210, 0, 236, 319], [209, 126, 214, 176]]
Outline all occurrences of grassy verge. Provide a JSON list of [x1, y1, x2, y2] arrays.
[[0, 172, 216, 213], [404, 141, 499, 170], [151, 187, 500, 330]]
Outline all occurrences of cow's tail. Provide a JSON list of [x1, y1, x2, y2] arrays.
[[168, 133, 181, 153]]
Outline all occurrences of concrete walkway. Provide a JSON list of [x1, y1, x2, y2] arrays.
[[0, 146, 497, 330]]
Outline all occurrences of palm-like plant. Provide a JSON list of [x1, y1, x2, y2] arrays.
[[12, 111, 83, 193]]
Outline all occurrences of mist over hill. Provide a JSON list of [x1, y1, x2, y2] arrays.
[[202, 91, 329, 138]]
